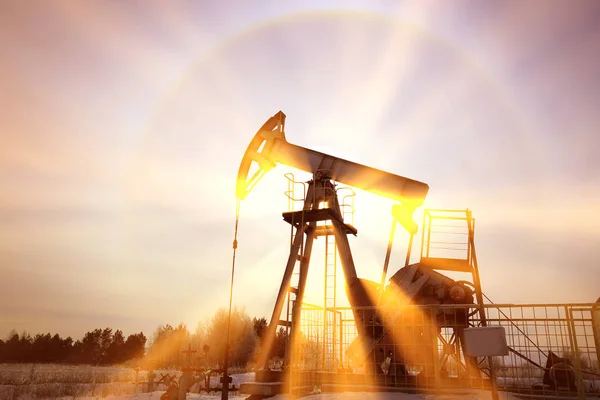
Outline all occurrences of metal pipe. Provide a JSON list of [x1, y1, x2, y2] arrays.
[[377, 220, 397, 305], [404, 233, 414, 267]]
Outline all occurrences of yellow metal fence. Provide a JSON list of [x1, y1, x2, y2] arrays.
[[292, 303, 600, 398]]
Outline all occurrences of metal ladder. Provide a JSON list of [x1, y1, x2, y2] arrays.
[[322, 187, 354, 370], [323, 232, 337, 370], [284, 174, 306, 338]]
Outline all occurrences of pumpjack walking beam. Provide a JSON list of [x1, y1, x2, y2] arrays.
[[236, 111, 429, 234]]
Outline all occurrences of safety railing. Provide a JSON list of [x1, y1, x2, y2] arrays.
[[336, 187, 356, 227], [283, 171, 355, 225], [283, 173, 307, 212], [292, 303, 600, 399], [421, 208, 473, 262]]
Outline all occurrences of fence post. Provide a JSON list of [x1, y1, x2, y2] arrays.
[[592, 299, 600, 374], [429, 306, 442, 393], [339, 311, 343, 370], [565, 306, 586, 400]]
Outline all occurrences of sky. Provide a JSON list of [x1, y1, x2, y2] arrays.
[[1, 0, 599, 340]]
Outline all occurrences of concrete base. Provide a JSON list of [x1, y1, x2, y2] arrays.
[[240, 369, 492, 398], [239, 382, 285, 397]]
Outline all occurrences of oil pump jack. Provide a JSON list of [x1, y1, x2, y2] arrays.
[[236, 111, 486, 391]]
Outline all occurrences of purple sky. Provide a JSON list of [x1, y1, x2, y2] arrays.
[[1, 0, 599, 339]]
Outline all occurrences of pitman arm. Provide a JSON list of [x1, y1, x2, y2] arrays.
[[236, 111, 429, 233]]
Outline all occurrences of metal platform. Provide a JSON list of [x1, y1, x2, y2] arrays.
[[420, 256, 473, 272], [282, 208, 358, 235]]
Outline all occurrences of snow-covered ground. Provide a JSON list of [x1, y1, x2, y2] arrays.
[[75, 392, 513, 400], [1, 367, 522, 400]]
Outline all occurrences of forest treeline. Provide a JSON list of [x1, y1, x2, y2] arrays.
[[0, 307, 286, 369], [142, 307, 288, 369], [0, 328, 146, 365]]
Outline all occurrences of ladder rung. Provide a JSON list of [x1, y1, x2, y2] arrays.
[[289, 287, 298, 295], [278, 320, 292, 327]]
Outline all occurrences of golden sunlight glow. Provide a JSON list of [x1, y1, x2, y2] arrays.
[[3, 0, 599, 376]]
